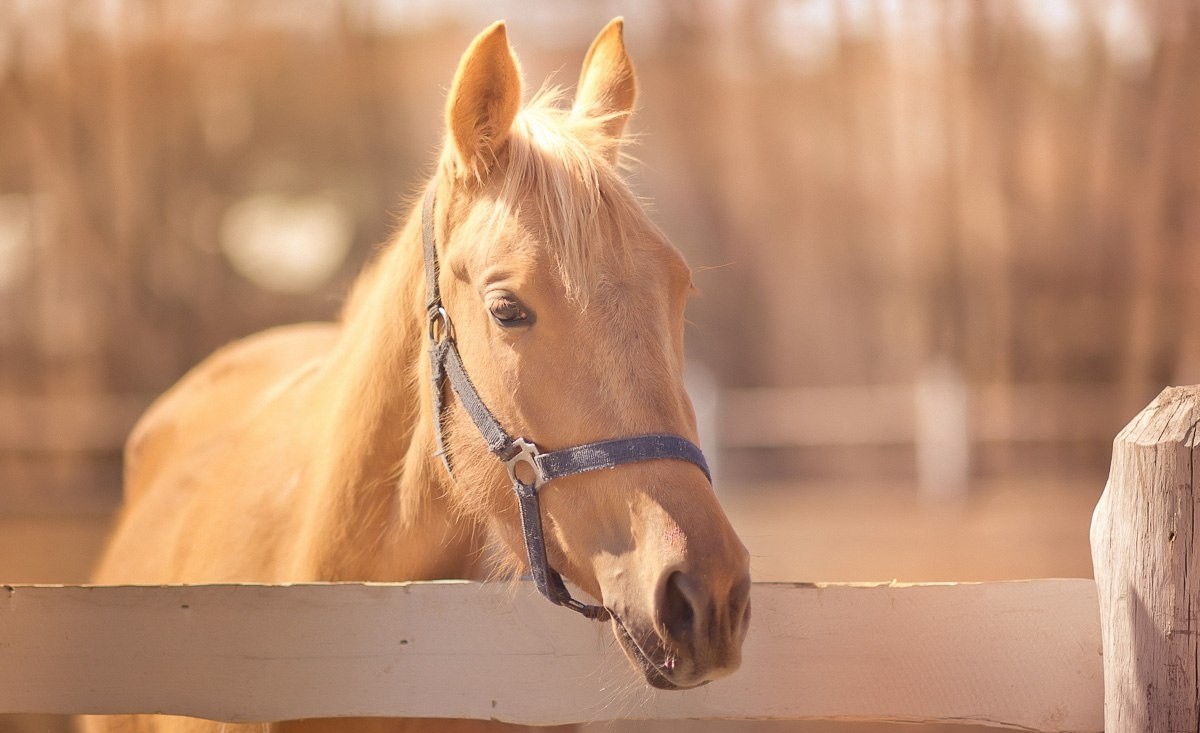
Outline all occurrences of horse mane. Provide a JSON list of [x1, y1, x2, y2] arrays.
[[437, 87, 653, 307]]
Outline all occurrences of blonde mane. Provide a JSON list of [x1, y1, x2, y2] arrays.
[[438, 88, 654, 306]]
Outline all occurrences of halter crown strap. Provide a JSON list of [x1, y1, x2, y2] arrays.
[[422, 186, 440, 312], [421, 185, 712, 622]]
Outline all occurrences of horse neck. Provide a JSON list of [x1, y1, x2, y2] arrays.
[[291, 204, 478, 582]]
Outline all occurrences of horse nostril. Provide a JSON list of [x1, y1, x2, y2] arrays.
[[661, 571, 698, 641]]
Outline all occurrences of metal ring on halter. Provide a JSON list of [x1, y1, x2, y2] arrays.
[[427, 306, 453, 343], [505, 437, 546, 489]]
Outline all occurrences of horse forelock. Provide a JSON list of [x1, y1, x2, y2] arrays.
[[439, 87, 655, 308]]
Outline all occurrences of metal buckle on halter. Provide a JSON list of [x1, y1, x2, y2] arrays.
[[504, 438, 546, 489], [427, 306, 453, 343]]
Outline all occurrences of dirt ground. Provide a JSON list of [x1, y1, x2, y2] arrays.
[[0, 477, 1102, 733]]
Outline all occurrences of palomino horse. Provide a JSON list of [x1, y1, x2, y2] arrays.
[[85, 18, 750, 733]]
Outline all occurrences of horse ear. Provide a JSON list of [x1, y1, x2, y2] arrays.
[[446, 21, 523, 178], [572, 17, 637, 154]]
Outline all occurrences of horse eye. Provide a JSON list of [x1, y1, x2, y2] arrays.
[[489, 298, 530, 327]]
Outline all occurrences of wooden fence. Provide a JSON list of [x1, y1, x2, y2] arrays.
[[2, 386, 1199, 732]]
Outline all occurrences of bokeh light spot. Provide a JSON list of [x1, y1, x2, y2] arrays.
[[219, 192, 354, 295], [0, 194, 34, 292]]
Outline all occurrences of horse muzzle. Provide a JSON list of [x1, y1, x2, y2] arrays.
[[608, 561, 752, 690]]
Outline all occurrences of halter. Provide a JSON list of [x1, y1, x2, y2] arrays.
[[421, 185, 712, 622]]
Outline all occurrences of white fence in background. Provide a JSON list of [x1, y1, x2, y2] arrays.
[[714, 377, 1149, 500]]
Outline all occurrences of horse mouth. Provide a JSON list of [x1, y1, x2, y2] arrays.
[[610, 613, 706, 691]]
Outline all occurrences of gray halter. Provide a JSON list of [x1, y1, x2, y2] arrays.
[[421, 185, 711, 622]]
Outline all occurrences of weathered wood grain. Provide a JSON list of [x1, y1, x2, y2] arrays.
[[0, 579, 1101, 730], [1091, 385, 1200, 733]]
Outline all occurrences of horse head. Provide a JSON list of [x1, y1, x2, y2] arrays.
[[426, 19, 750, 690]]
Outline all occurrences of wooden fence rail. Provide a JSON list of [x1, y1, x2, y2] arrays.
[[0, 580, 1101, 730]]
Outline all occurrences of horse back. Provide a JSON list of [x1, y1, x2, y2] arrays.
[[122, 323, 339, 506], [123, 323, 339, 505]]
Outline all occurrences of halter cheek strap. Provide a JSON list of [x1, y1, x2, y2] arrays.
[[421, 185, 712, 622]]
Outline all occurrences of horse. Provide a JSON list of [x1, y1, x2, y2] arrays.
[[83, 18, 751, 733]]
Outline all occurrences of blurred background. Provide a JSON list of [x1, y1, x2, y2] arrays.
[[1, 0, 1197, 731]]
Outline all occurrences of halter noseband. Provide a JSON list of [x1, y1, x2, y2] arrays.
[[421, 185, 712, 622]]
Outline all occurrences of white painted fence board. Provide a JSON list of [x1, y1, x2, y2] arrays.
[[720, 384, 1132, 447], [0, 579, 1102, 731]]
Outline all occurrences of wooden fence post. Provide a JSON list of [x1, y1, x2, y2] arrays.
[[1092, 386, 1200, 732]]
